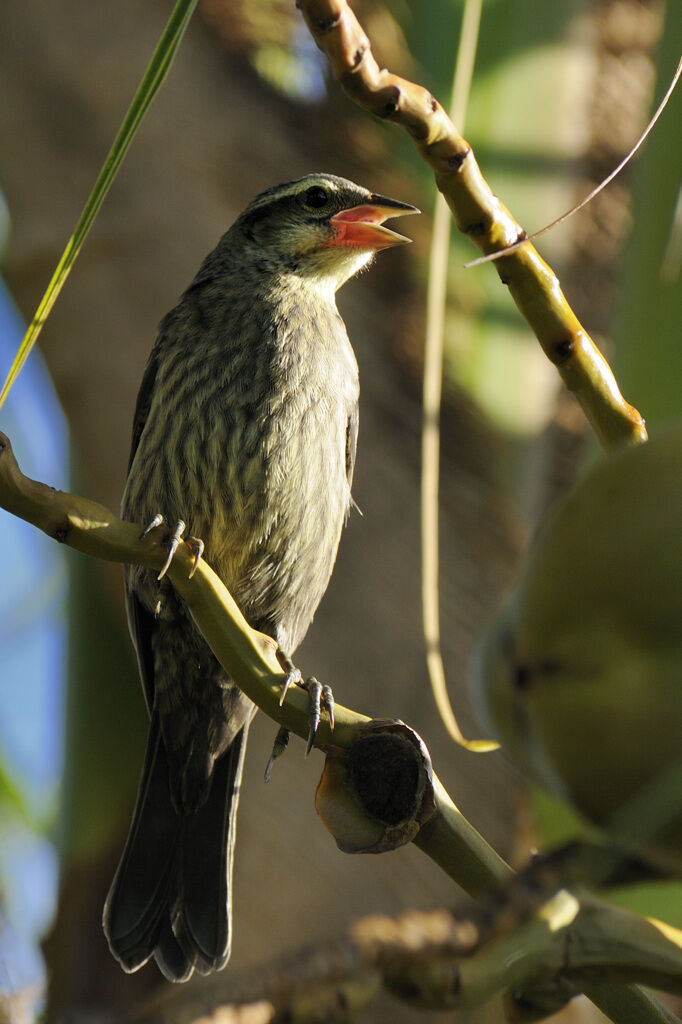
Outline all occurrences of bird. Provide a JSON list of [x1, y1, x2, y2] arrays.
[[102, 173, 418, 981]]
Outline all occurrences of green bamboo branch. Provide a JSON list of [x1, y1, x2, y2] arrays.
[[456, 891, 682, 1012], [297, 0, 648, 452], [0, 0, 199, 412], [2, 435, 676, 1022], [584, 984, 682, 1024], [140, 892, 682, 1023], [0, 430, 509, 899]]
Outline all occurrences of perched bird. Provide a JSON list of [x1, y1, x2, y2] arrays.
[[103, 173, 418, 981]]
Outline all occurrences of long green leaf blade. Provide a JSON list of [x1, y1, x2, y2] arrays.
[[0, 0, 199, 411]]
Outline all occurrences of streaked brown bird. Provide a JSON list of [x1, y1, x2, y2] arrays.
[[103, 173, 418, 981]]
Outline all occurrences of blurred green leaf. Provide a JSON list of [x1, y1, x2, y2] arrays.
[[473, 425, 682, 875], [0, 758, 40, 832], [604, 881, 682, 931], [612, 0, 682, 426], [406, 0, 593, 435]]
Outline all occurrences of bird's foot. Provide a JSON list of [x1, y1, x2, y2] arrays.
[[276, 649, 302, 706], [301, 676, 335, 755], [140, 515, 204, 580], [264, 726, 290, 782], [140, 512, 165, 538], [186, 536, 204, 578], [275, 650, 335, 755]]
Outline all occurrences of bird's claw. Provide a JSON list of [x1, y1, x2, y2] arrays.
[[187, 536, 205, 579], [305, 677, 322, 756], [140, 515, 205, 581], [157, 520, 186, 580], [264, 727, 290, 782], [140, 513, 164, 539], [322, 683, 335, 731], [279, 668, 302, 706], [276, 649, 302, 706], [302, 676, 335, 756]]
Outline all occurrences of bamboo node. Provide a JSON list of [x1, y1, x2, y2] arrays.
[[447, 147, 470, 171], [380, 86, 401, 116], [352, 45, 366, 68], [316, 13, 341, 33], [552, 337, 575, 364]]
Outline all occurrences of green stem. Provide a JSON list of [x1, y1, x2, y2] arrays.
[[585, 984, 682, 1024], [1, 433, 679, 1021], [0, 431, 512, 899], [421, 0, 496, 752], [414, 777, 513, 895]]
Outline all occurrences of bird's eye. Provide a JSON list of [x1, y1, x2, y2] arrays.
[[304, 185, 330, 209]]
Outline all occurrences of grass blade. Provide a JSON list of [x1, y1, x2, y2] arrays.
[[0, 0, 199, 411]]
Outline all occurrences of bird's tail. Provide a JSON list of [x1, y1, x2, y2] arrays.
[[103, 709, 249, 981]]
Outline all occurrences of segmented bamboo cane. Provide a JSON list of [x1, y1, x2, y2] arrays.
[[297, 0, 648, 450]]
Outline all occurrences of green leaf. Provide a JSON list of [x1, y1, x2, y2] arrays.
[[0, 0, 199, 411], [0, 757, 42, 832], [612, 1, 682, 426]]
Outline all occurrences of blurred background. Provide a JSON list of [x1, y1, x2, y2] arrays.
[[0, 0, 680, 1020]]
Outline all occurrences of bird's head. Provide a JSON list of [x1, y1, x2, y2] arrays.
[[232, 173, 419, 293]]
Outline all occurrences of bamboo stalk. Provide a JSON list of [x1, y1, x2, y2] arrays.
[[297, 0, 648, 451], [3, 435, 676, 1021], [0, 431, 510, 898]]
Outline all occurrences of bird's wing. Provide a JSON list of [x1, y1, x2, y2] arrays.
[[125, 346, 161, 713], [128, 346, 160, 471], [125, 584, 157, 714], [345, 403, 359, 493]]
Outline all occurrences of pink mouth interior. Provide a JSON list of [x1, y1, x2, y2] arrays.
[[331, 205, 390, 225], [325, 204, 408, 250]]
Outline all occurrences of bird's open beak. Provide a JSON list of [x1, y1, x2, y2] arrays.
[[328, 194, 420, 251]]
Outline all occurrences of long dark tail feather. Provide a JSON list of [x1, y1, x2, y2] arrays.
[[103, 710, 178, 972], [172, 724, 249, 973], [103, 710, 250, 981], [155, 915, 194, 982]]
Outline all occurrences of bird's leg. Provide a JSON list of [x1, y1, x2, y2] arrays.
[[275, 648, 335, 755], [276, 649, 302, 705], [300, 677, 335, 755], [274, 646, 335, 754], [157, 520, 186, 580], [264, 726, 290, 783], [261, 648, 299, 780], [263, 674, 334, 776]]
